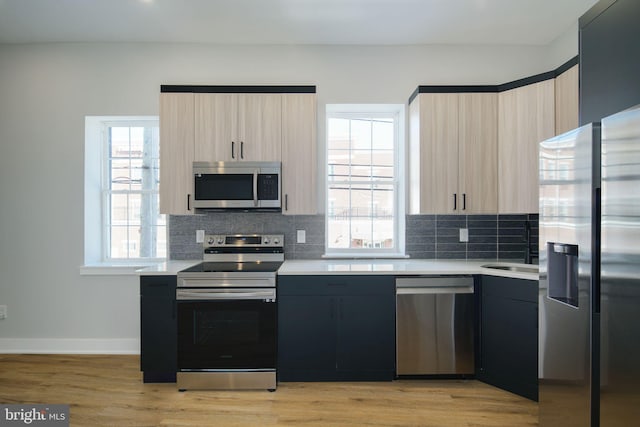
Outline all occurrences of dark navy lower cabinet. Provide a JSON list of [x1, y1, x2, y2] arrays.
[[277, 275, 395, 381], [477, 275, 538, 401], [140, 275, 177, 383]]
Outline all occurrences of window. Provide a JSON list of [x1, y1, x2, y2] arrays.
[[326, 105, 405, 256], [84, 117, 166, 265]]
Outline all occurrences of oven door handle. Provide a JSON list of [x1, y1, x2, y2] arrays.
[[176, 289, 275, 301]]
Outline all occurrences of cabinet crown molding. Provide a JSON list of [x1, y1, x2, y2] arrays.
[[409, 56, 578, 104], [161, 85, 316, 94]]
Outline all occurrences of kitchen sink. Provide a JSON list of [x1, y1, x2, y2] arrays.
[[481, 263, 539, 274]]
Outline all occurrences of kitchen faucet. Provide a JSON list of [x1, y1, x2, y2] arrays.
[[524, 220, 538, 264]]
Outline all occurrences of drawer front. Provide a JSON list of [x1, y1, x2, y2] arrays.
[[481, 275, 537, 303], [141, 275, 177, 298], [278, 275, 394, 296]]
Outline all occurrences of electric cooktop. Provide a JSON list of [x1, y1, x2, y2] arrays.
[[180, 261, 284, 274]]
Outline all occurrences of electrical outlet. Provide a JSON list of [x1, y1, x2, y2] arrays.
[[0, 305, 7, 320], [196, 230, 205, 243], [459, 228, 469, 243], [297, 229, 306, 244]]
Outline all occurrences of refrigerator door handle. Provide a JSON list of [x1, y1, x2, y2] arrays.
[[594, 187, 601, 314]]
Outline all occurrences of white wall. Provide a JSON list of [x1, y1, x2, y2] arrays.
[[0, 35, 577, 353], [547, 21, 580, 69]]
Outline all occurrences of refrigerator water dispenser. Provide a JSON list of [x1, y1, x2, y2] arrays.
[[547, 242, 579, 307]]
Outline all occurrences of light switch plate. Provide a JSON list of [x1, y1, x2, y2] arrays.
[[196, 230, 205, 243], [0, 305, 6, 320], [459, 228, 469, 243], [297, 229, 306, 244]]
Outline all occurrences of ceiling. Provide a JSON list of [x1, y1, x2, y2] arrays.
[[0, 0, 598, 46]]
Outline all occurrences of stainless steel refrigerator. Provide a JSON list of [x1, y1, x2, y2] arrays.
[[539, 105, 640, 426]]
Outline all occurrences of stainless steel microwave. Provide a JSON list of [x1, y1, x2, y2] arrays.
[[193, 161, 281, 210]]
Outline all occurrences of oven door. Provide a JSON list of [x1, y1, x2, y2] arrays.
[[176, 288, 277, 371]]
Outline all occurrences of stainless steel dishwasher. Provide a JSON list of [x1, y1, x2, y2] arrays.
[[396, 276, 475, 376]]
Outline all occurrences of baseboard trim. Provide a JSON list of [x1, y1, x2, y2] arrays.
[[0, 338, 140, 355]]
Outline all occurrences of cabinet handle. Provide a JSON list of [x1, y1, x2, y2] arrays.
[[172, 300, 176, 320], [231, 141, 235, 159], [453, 193, 457, 211], [240, 141, 244, 159], [463, 193, 466, 211], [187, 194, 191, 211], [285, 194, 288, 211]]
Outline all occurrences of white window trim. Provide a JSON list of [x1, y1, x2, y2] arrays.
[[82, 116, 166, 273], [324, 104, 406, 258]]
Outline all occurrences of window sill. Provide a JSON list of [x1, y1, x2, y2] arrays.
[[79, 262, 163, 276], [322, 253, 410, 259]]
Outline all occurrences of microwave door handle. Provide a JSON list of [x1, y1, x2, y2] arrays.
[[253, 171, 258, 207]]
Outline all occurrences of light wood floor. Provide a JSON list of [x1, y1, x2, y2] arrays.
[[0, 354, 538, 426]]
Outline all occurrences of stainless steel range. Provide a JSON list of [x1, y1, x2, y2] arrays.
[[176, 234, 284, 391]]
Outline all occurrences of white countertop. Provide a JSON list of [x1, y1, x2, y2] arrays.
[[278, 259, 539, 281], [136, 259, 538, 281], [136, 260, 201, 276]]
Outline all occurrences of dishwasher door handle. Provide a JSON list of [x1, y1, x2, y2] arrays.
[[396, 286, 474, 295]]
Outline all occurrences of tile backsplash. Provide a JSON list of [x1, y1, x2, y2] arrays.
[[169, 212, 538, 262], [405, 214, 538, 262], [169, 212, 324, 260]]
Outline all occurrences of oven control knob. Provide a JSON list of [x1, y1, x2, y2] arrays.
[[217, 237, 224, 244], [207, 237, 214, 245], [263, 237, 270, 245], [273, 237, 280, 245]]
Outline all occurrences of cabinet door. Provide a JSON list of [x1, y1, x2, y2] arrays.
[[498, 80, 555, 213], [194, 93, 237, 161], [237, 94, 282, 161], [481, 294, 538, 400], [278, 275, 395, 381], [417, 93, 459, 214], [159, 93, 195, 215], [408, 99, 422, 214], [337, 295, 395, 379], [282, 94, 317, 214], [140, 276, 177, 382], [459, 93, 498, 214], [479, 276, 538, 401], [555, 64, 579, 135], [277, 295, 336, 380]]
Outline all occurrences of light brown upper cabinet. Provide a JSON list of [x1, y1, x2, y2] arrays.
[[281, 94, 318, 215], [498, 79, 555, 214], [409, 92, 498, 215], [459, 93, 499, 214], [195, 93, 282, 162], [555, 64, 579, 135], [159, 86, 317, 215], [408, 58, 576, 216], [159, 92, 195, 215]]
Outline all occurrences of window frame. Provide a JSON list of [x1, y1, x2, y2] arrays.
[[324, 105, 406, 258]]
